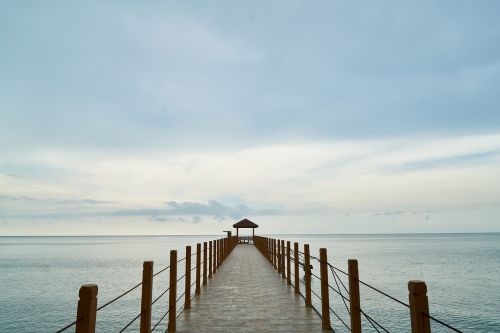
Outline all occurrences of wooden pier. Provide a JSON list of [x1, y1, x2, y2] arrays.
[[176, 245, 324, 333], [56, 221, 464, 333]]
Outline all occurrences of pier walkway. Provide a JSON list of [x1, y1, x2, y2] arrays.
[[176, 245, 325, 333], [57, 231, 465, 333]]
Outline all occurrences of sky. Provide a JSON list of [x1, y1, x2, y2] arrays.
[[1, 1, 500, 235]]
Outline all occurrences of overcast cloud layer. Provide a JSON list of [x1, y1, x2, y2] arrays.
[[1, 1, 499, 234]]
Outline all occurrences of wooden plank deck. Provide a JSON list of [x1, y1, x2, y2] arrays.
[[176, 245, 327, 333]]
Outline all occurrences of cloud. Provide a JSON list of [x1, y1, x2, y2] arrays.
[[2, 1, 500, 154], [0, 195, 114, 205], [0, 198, 275, 222]]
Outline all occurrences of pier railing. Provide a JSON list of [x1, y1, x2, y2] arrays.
[[254, 236, 464, 333], [56, 236, 238, 333], [56, 234, 464, 333]]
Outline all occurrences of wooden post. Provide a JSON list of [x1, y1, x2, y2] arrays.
[[196, 243, 201, 295], [209, 241, 213, 279], [167, 250, 177, 332], [140, 261, 153, 333], [320, 248, 331, 330], [184, 246, 191, 309], [286, 241, 291, 285], [348, 259, 361, 333], [304, 244, 312, 307], [213, 240, 217, 274], [222, 238, 225, 261], [281, 240, 286, 279], [273, 239, 277, 269], [203, 242, 207, 285], [75, 284, 98, 333], [216, 239, 220, 268], [294, 242, 299, 294], [277, 239, 281, 273], [408, 280, 431, 333], [268, 238, 271, 262], [270, 238, 273, 263]]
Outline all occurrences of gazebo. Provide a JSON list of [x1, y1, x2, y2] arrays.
[[233, 218, 258, 239]]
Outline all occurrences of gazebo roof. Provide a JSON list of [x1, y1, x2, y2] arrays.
[[233, 218, 258, 228]]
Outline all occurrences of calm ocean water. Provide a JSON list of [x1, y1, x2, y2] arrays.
[[0, 234, 499, 332]]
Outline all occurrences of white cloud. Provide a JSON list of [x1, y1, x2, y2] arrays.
[[1, 133, 500, 234]]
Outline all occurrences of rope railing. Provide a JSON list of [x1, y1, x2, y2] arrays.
[[54, 317, 82, 333], [310, 268, 351, 332], [254, 236, 465, 333], [422, 312, 463, 333], [153, 265, 171, 278], [151, 287, 170, 306], [96, 281, 143, 312], [360, 308, 390, 333], [118, 310, 144, 333], [151, 310, 169, 332], [56, 236, 238, 333]]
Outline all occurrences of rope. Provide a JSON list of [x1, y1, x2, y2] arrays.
[[153, 265, 170, 278], [118, 310, 143, 333], [331, 267, 350, 295], [176, 291, 185, 304], [177, 257, 186, 263], [331, 268, 351, 315], [151, 309, 169, 332], [54, 317, 82, 333], [360, 308, 390, 333], [329, 306, 351, 331], [356, 278, 409, 308], [96, 281, 142, 311], [422, 312, 463, 333], [327, 263, 349, 276], [176, 273, 186, 283], [151, 287, 170, 306]]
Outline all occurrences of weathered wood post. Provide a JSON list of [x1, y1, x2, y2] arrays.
[[348, 259, 361, 333], [209, 241, 213, 279], [167, 250, 177, 332], [270, 238, 274, 266], [286, 241, 291, 285], [273, 239, 277, 269], [281, 240, 286, 279], [213, 240, 217, 274], [203, 242, 207, 286], [184, 246, 192, 309], [140, 261, 153, 333], [222, 238, 225, 261], [268, 238, 271, 263], [294, 242, 300, 294], [304, 244, 312, 307], [75, 284, 98, 333], [320, 248, 331, 330], [277, 239, 281, 273], [409, 280, 431, 333], [196, 243, 201, 295], [217, 239, 220, 268]]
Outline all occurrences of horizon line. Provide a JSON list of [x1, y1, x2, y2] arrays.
[[1, 231, 499, 237]]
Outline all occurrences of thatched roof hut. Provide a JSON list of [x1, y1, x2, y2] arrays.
[[233, 218, 258, 237]]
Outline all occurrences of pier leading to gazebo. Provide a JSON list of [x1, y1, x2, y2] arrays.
[[233, 218, 258, 244], [56, 218, 464, 333]]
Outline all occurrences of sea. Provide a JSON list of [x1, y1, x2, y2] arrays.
[[0, 233, 499, 332]]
